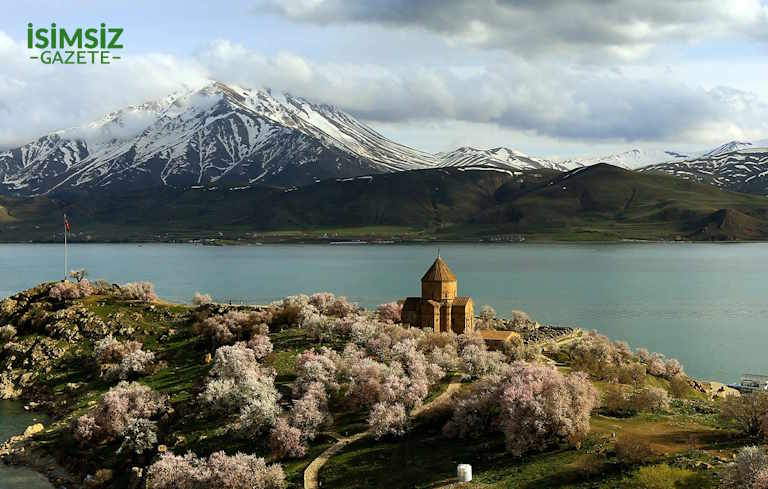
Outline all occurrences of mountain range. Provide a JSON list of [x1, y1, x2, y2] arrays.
[[2, 81, 768, 205]]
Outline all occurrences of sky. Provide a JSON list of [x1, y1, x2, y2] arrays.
[[2, 0, 768, 157]]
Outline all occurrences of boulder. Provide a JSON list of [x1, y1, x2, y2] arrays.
[[23, 423, 44, 437]]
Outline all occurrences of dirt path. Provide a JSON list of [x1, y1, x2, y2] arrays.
[[304, 381, 463, 489]]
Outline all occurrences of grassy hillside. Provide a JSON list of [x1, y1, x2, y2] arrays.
[[0, 282, 762, 489], [2, 165, 768, 242]]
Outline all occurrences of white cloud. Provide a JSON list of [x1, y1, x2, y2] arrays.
[[2, 30, 768, 152]]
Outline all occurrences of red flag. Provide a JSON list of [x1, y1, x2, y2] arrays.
[[64, 214, 70, 233]]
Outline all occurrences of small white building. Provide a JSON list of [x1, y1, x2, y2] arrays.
[[738, 374, 768, 393]]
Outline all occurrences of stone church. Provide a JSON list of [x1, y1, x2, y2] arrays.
[[401, 256, 474, 334]]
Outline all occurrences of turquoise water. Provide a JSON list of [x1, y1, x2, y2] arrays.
[[1, 242, 767, 383], [0, 401, 52, 489]]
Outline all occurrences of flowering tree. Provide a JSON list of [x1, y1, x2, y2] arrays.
[[73, 381, 168, 445], [445, 362, 599, 456], [49, 280, 94, 301], [722, 446, 768, 489], [269, 418, 306, 459], [198, 310, 270, 347], [376, 302, 403, 323], [118, 282, 158, 302], [94, 336, 156, 380], [146, 451, 284, 489], [193, 292, 213, 305], [199, 343, 280, 435], [368, 401, 408, 439]]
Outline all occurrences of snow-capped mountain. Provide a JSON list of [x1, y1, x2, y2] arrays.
[[555, 148, 693, 170], [0, 82, 437, 195], [640, 145, 768, 195], [437, 146, 580, 173]]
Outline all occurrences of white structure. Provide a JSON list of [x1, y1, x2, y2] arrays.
[[457, 464, 472, 483]]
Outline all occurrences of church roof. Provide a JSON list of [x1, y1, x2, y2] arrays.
[[421, 256, 457, 282]]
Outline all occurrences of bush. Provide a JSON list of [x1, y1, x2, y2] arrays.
[[669, 375, 689, 398], [376, 302, 402, 323], [49, 280, 94, 301], [720, 393, 768, 435], [615, 435, 654, 465], [118, 281, 158, 302], [0, 325, 17, 342], [622, 464, 709, 489], [193, 292, 213, 305], [146, 451, 284, 489], [722, 446, 768, 489], [368, 401, 408, 439], [119, 418, 158, 454], [629, 387, 670, 413], [73, 381, 168, 445], [445, 362, 599, 456]]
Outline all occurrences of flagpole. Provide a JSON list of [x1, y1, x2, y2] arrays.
[[64, 215, 68, 281]]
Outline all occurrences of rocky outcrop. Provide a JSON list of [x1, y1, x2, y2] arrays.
[[0, 423, 81, 488]]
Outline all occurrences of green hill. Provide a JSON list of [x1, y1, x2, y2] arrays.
[[2, 164, 768, 242]]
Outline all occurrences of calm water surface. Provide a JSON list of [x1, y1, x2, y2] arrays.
[[0, 401, 52, 489], [1, 242, 767, 383]]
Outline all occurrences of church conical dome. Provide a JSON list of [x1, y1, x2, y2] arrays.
[[421, 256, 457, 282]]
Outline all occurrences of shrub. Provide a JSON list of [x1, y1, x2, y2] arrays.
[[119, 418, 158, 454], [622, 464, 709, 489], [193, 292, 213, 305], [73, 381, 168, 444], [0, 325, 17, 342], [199, 310, 270, 347], [722, 446, 768, 489], [629, 387, 670, 413], [669, 375, 689, 398], [269, 418, 306, 459], [376, 302, 402, 323], [146, 451, 284, 489], [720, 393, 768, 435], [445, 362, 599, 456], [615, 435, 654, 465], [49, 280, 94, 301], [368, 401, 408, 439], [118, 281, 158, 302], [617, 362, 646, 387]]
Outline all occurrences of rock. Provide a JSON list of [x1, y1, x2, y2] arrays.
[[23, 423, 44, 437], [85, 468, 113, 487]]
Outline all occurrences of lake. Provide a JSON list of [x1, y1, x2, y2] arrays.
[[1, 242, 767, 383], [0, 401, 52, 489]]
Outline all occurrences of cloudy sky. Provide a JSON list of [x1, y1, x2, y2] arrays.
[[2, 0, 768, 157]]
